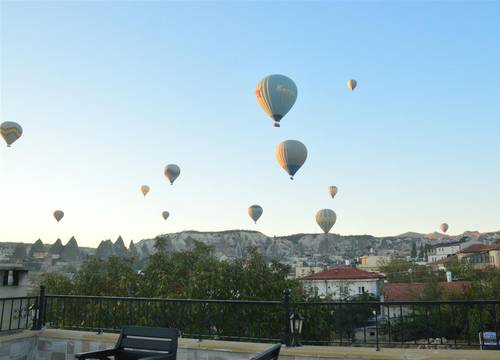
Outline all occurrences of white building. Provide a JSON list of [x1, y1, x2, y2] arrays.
[[0, 264, 31, 331], [300, 267, 384, 299], [427, 241, 462, 263]]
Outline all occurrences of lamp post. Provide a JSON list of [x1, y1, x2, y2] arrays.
[[289, 313, 303, 347]]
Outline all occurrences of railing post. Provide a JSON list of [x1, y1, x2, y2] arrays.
[[34, 285, 46, 330], [282, 288, 291, 346]]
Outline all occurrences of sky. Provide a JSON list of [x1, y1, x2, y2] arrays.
[[1, 1, 500, 247]]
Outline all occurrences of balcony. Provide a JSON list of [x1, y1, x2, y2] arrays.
[[1, 289, 499, 359]]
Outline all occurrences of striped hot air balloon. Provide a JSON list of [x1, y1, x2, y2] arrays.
[[1, 121, 23, 147], [164, 164, 180, 185], [316, 209, 337, 234], [347, 79, 357, 91], [248, 205, 263, 224], [275, 140, 308, 180], [328, 186, 338, 199], [256, 75, 297, 127]]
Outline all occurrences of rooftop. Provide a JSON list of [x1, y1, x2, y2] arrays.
[[300, 266, 384, 281], [381, 281, 471, 302]]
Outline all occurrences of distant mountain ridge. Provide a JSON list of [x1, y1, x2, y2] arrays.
[[3, 230, 500, 265]]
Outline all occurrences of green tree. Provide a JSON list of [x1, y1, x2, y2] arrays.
[[410, 241, 417, 259]]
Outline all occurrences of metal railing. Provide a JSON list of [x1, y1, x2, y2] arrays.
[[3, 287, 500, 349], [0, 295, 38, 332]]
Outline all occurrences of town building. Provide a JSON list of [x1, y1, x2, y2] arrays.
[[0, 264, 30, 331], [288, 266, 324, 280], [356, 255, 390, 272], [300, 267, 384, 299], [427, 241, 463, 263], [456, 243, 500, 269]]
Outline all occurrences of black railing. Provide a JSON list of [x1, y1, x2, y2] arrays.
[[0, 296, 38, 332], [3, 287, 500, 349]]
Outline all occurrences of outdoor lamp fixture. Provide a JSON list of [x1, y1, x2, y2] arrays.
[[289, 313, 303, 347]]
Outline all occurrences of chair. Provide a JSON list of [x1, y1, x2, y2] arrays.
[[250, 344, 281, 360], [75, 326, 179, 360]]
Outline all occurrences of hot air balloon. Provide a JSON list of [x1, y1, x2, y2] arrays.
[[164, 164, 180, 185], [248, 205, 263, 224], [162, 211, 170, 221], [141, 185, 150, 197], [439, 223, 449, 233], [316, 209, 336, 234], [53, 210, 64, 223], [275, 140, 307, 180], [328, 186, 338, 199], [1, 121, 23, 147], [347, 79, 357, 91], [256, 74, 298, 127]]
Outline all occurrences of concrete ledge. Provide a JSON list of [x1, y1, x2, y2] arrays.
[[0, 329, 498, 360]]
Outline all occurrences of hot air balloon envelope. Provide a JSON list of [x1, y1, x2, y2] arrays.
[[256, 75, 297, 127], [1, 121, 23, 147], [53, 210, 64, 223], [347, 79, 357, 91], [328, 186, 338, 199], [316, 209, 337, 234], [248, 205, 263, 224], [275, 140, 308, 179], [439, 223, 449, 233], [141, 185, 150, 196], [164, 164, 180, 185], [162, 211, 170, 220]]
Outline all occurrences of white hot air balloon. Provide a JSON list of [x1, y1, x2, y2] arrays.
[[328, 186, 338, 199], [316, 209, 337, 234], [53, 210, 64, 223], [248, 205, 263, 224], [439, 223, 449, 233], [1, 121, 23, 147], [141, 185, 150, 197], [347, 79, 357, 91], [162, 211, 170, 221], [256, 74, 298, 127], [275, 140, 308, 180], [164, 164, 180, 185]]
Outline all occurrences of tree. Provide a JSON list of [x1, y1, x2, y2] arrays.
[[411, 241, 417, 259]]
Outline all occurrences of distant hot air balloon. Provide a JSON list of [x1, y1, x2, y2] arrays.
[[256, 74, 298, 127], [275, 140, 307, 180], [141, 185, 150, 197], [1, 121, 23, 147], [328, 186, 338, 199], [164, 164, 180, 185], [347, 79, 357, 91], [248, 205, 263, 224], [316, 209, 337, 234], [53, 210, 64, 223], [439, 223, 449, 233], [162, 211, 170, 221]]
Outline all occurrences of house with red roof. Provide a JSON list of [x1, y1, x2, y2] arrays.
[[300, 266, 384, 299], [456, 243, 500, 269]]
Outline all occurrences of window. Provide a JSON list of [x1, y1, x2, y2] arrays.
[[358, 286, 365, 294]]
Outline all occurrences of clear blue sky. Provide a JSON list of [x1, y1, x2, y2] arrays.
[[1, 1, 500, 247]]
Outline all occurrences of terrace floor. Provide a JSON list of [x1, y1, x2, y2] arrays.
[[0, 329, 498, 360]]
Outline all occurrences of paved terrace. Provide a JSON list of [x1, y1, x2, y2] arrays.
[[1, 329, 499, 360]]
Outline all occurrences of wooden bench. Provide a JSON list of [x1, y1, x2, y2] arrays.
[[75, 326, 178, 360]]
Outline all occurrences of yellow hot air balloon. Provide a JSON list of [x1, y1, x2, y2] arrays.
[[275, 140, 308, 180], [162, 211, 170, 221], [1, 121, 23, 147], [439, 223, 449, 233], [256, 74, 297, 127], [248, 205, 263, 224], [141, 185, 150, 197], [164, 164, 180, 185], [53, 210, 64, 223], [347, 79, 357, 91], [328, 186, 338, 199], [316, 209, 336, 234]]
